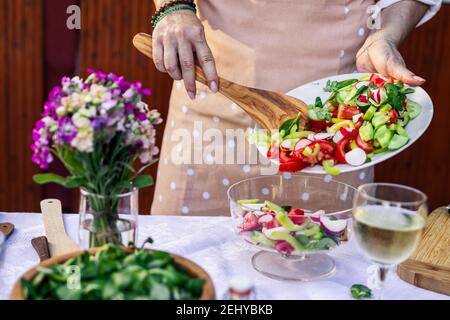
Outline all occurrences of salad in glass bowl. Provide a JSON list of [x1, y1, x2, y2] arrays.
[[251, 74, 424, 175], [228, 175, 356, 281]]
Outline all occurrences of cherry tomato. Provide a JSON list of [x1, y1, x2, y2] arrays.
[[355, 134, 374, 153], [337, 105, 362, 120]]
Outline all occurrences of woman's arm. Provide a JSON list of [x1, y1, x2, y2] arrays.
[[356, 0, 430, 85], [152, 1, 218, 99]]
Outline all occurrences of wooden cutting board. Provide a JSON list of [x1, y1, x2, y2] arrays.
[[397, 206, 450, 296]]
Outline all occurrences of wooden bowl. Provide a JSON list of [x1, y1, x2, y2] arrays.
[[11, 248, 215, 300]]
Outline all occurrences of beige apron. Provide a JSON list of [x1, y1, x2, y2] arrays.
[[152, 0, 375, 216]]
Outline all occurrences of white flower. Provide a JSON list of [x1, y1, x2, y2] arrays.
[[139, 151, 151, 164], [71, 128, 94, 152], [123, 88, 136, 100], [56, 106, 67, 117], [72, 113, 91, 129]]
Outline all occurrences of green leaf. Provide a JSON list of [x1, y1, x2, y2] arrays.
[[324, 79, 358, 92], [351, 284, 372, 299], [132, 175, 154, 189], [314, 97, 323, 108], [33, 173, 67, 186], [278, 115, 300, 138]]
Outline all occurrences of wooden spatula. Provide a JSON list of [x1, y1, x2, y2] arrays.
[[40, 199, 81, 256], [133, 33, 308, 130]]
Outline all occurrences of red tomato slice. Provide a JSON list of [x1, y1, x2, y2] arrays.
[[337, 105, 361, 120], [356, 134, 374, 153], [308, 120, 330, 131], [279, 150, 293, 163], [310, 140, 335, 155], [387, 109, 400, 125], [288, 209, 305, 216], [279, 160, 308, 173]]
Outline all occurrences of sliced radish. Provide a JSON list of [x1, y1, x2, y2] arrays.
[[241, 212, 260, 232], [275, 241, 293, 255], [306, 210, 324, 223], [352, 113, 363, 123], [320, 215, 347, 237], [307, 133, 316, 141], [333, 130, 345, 144], [344, 147, 367, 166], [358, 95, 368, 104], [313, 132, 334, 141], [258, 214, 274, 224], [294, 139, 312, 151], [355, 80, 370, 90], [280, 139, 299, 151]]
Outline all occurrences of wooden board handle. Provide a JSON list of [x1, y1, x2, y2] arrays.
[[40, 199, 67, 241]]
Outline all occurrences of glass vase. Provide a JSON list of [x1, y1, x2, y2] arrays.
[[78, 188, 139, 248]]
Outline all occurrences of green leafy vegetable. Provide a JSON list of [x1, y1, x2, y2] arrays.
[[21, 244, 205, 300], [279, 115, 300, 138], [351, 284, 372, 299], [324, 79, 358, 92]]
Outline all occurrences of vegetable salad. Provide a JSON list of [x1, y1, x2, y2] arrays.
[[263, 74, 422, 174], [235, 199, 348, 255]]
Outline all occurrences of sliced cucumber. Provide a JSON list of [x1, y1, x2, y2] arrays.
[[308, 109, 320, 121], [407, 100, 422, 120], [396, 125, 408, 137], [397, 114, 410, 127], [359, 122, 374, 141], [374, 125, 393, 149], [388, 134, 409, 150], [363, 106, 377, 121], [372, 112, 389, 128], [379, 104, 392, 113]]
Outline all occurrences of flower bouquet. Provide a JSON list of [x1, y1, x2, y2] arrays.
[[31, 70, 162, 247]]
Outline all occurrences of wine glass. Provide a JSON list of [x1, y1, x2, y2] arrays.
[[352, 183, 427, 299]]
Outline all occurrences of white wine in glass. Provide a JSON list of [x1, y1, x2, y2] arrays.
[[352, 184, 428, 299]]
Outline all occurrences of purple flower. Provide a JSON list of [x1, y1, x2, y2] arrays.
[[55, 118, 77, 144]]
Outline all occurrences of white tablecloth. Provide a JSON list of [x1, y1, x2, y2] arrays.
[[0, 213, 447, 300]]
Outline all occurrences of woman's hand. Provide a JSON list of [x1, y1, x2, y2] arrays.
[[356, 35, 425, 86], [356, 0, 429, 86], [152, 10, 218, 99]]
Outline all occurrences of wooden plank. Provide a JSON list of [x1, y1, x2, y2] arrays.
[[79, 0, 173, 214], [397, 207, 450, 295], [0, 0, 44, 212]]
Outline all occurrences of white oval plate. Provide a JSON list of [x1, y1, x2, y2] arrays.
[[255, 73, 434, 174]]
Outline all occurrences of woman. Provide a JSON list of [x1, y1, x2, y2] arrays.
[[151, 0, 441, 216]]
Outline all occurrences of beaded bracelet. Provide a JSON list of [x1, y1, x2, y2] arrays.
[[152, 1, 197, 29]]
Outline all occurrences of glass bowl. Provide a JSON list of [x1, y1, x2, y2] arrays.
[[228, 175, 356, 281]]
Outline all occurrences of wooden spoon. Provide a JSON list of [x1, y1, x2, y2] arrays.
[[40, 199, 81, 257], [133, 33, 308, 130]]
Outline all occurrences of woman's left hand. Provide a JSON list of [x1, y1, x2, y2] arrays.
[[356, 35, 425, 86]]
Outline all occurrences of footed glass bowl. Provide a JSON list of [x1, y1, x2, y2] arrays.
[[228, 175, 356, 281]]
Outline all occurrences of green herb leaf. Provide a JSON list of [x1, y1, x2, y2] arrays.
[[324, 79, 358, 92], [278, 115, 300, 138], [132, 175, 154, 189], [351, 284, 372, 299], [315, 97, 323, 108], [33, 173, 68, 186]]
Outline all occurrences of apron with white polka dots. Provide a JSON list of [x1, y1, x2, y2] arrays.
[[152, 0, 375, 216]]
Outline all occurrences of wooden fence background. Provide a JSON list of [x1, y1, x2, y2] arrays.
[[0, 0, 448, 214]]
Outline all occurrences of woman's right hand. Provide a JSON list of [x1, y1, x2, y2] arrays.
[[152, 10, 218, 100]]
